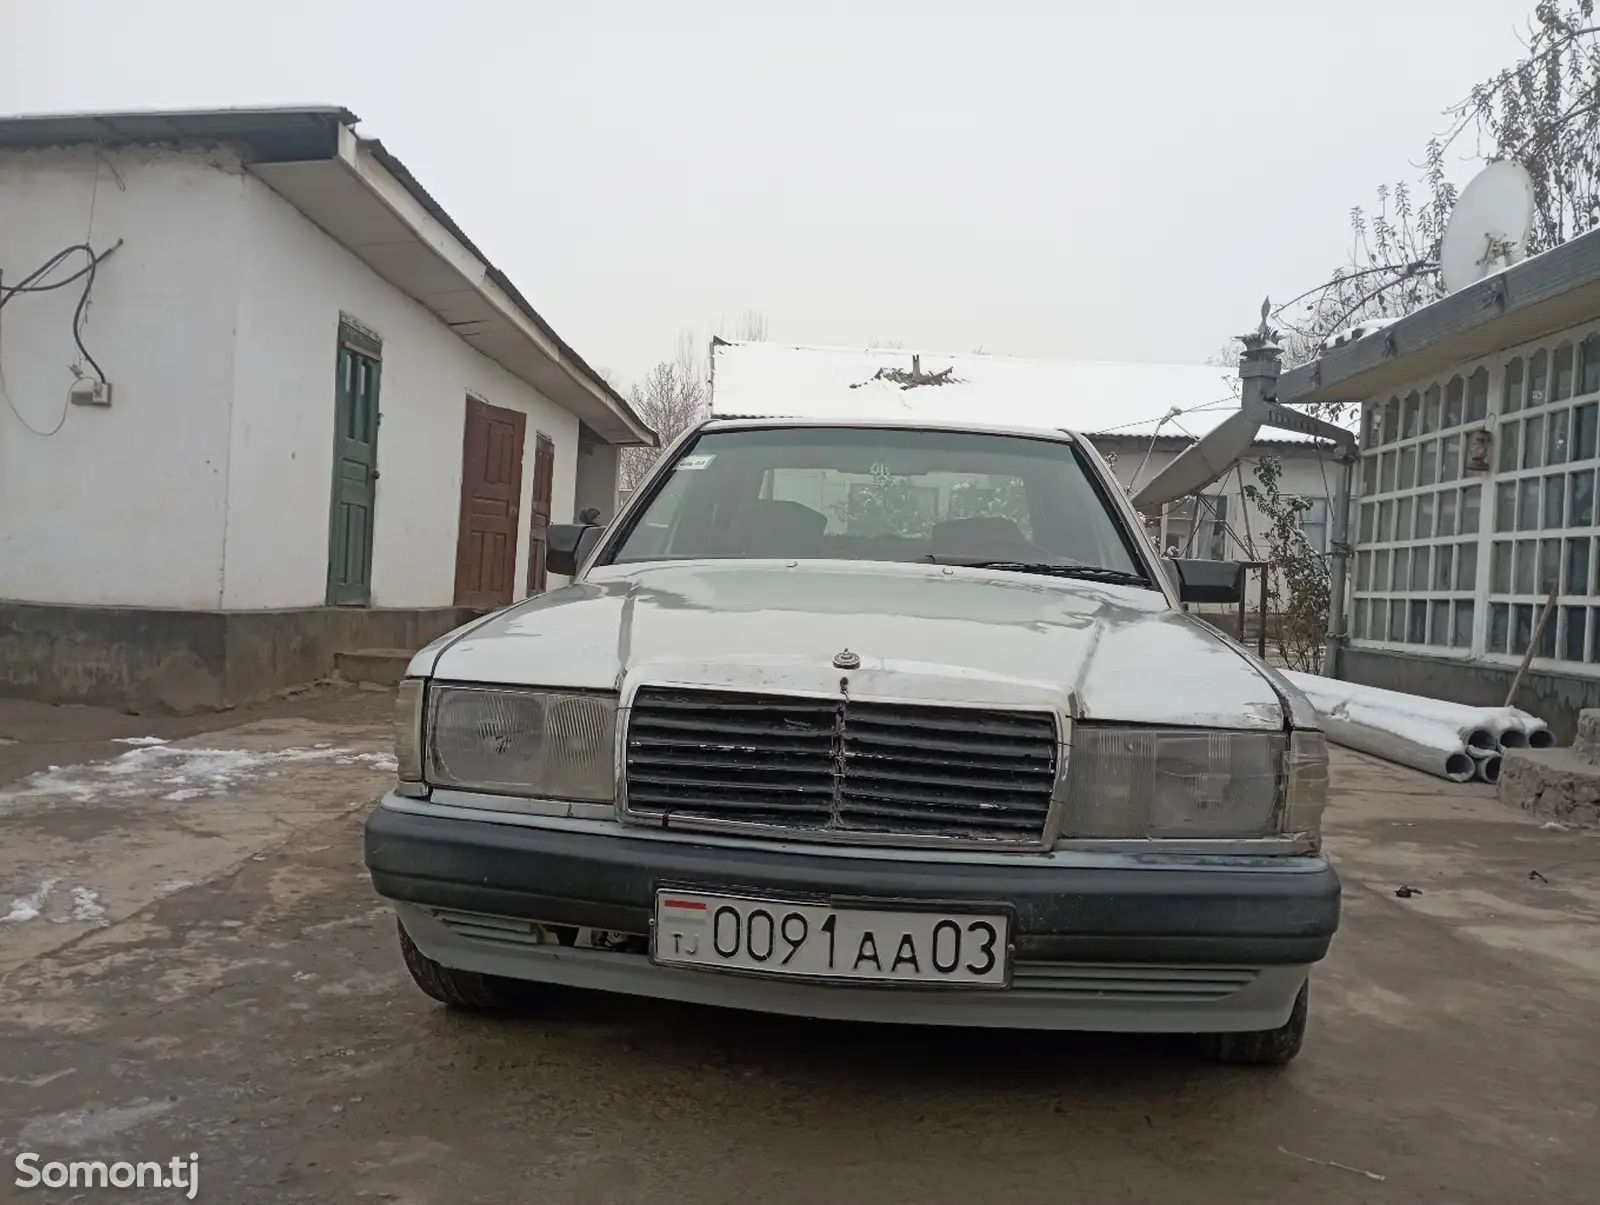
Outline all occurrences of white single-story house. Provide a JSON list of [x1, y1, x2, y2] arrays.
[[1279, 223, 1600, 741], [706, 339, 1342, 585], [0, 107, 654, 711]]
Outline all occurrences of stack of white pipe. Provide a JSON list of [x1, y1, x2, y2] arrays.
[[1281, 671, 1554, 786]]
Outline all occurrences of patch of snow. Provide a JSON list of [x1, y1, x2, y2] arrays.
[[0, 742, 393, 809], [19, 1099, 176, 1147], [4, 878, 58, 923], [155, 879, 196, 892], [111, 736, 169, 747], [69, 887, 107, 924]]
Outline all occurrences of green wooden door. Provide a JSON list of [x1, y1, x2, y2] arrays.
[[327, 327, 381, 605]]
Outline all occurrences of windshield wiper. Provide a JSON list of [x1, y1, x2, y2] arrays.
[[947, 560, 1152, 588]]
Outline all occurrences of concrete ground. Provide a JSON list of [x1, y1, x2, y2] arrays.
[[1, 688, 1597, 1204]]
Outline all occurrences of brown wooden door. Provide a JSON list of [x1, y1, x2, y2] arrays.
[[454, 398, 526, 609], [527, 432, 555, 594]]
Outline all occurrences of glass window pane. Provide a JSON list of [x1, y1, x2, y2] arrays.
[[1363, 406, 1380, 448], [1399, 445, 1417, 490], [1529, 349, 1549, 407], [1467, 367, 1490, 422], [1570, 470, 1594, 526], [1592, 609, 1600, 663], [1539, 605, 1558, 657], [1524, 415, 1545, 468], [1430, 599, 1450, 645], [1444, 376, 1465, 427], [1393, 548, 1411, 590], [1423, 384, 1441, 431], [1503, 357, 1524, 414], [1440, 434, 1461, 481], [1384, 397, 1401, 442], [1497, 420, 1520, 472], [1355, 598, 1370, 640], [1562, 607, 1586, 661], [1456, 540, 1478, 591], [1548, 407, 1571, 465], [1356, 549, 1372, 591], [1395, 496, 1413, 542], [1411, 546, 1430, 591], [1390, 599, 1406, 640], [1492, 541, 1513, 593], [1567, 537, 1592, 595], [1359, 502, 1375, 542], [1555, 342, 1575, 400], [1380, 450, 1396, 492], [1540, 537, 1561, 592], [1421, 386, 1441, 433], [1361, 454, 1378, 496], [1461, 484, 1482, 533], [1418, 438, 1438, 485], [1515, 540, 1537, 593], [1575, 402, 1598, 462], [1452, 600, 1474, 649], [1437, 488, 1458, 536], [1512, 604, 1534, 655], [1402, 392, 1420, 438], [1409, 600, 1428, 643], [1374, 548, 1391, 590], [1415, 492, 1435, 539], [1433, 543, 1454, 590], [1518, 478, 1541, 531], [1370, 600, 1387, 641], [1545, 473, 1566, 528], [1495, 480, 1518, 533], [1489, 602, 1510, 652], [1582, 335, 1600, 396], [1378, 499, 1395, 542]]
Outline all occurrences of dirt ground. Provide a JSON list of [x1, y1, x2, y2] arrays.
[[2, 687, 1598, 1205]]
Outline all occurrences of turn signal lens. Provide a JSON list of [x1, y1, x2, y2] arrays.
[[394, 678, 425, 784], [1282, 729, 1330, 849]]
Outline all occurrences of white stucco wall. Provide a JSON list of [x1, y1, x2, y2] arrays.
[[0, 147, 246, 608], [225, 175, 580, 610]]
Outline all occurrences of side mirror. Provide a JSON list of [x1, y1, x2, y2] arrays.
[[545, 523, 604, 577], [1169, 558, 1244, 604]]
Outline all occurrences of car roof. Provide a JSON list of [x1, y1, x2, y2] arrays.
[[700, 415, 1078, 443]]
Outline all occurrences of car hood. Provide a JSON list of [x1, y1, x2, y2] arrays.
[[412, 560, 1289, 729]]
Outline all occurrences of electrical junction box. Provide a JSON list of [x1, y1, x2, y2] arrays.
[[69, 379, 112, 407]]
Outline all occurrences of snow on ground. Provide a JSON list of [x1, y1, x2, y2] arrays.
[[111, 736, 169, 747], [0, 743, 396, 809], [4, 879, 58, 923]]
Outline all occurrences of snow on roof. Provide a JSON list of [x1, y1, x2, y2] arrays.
[[708, 340, 1322, 444]]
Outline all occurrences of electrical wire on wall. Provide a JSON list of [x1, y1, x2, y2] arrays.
[[0, 239, 123, 436]]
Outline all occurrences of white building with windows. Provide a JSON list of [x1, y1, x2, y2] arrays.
[[0, 107, 654, 712], [708, 340, 1342, 606], [1281, 223, 1600, 741]]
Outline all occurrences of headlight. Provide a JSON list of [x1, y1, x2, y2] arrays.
[[425, 685, 616, 802], [1059, 726, 1294, 841], [394, 678, 426, 787]]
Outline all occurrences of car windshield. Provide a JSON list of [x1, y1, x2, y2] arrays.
[[607, 425, 1148, 582]]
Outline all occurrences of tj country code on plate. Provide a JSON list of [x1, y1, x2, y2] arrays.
[[651, 889, 1010, 986]]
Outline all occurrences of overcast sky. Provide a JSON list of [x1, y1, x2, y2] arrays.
[[0, 1, 1540, 388]]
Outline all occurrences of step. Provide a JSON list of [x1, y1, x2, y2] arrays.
[[1498, 746, 1600, 828], [334, 648, 415, 689]]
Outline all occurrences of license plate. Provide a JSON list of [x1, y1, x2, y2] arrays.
[[650, 889, 1010, 987]]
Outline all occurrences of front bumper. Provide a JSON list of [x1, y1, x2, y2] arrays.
[[365, 796, 1341, 1032]]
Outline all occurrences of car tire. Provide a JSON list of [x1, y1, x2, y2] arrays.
[[397, 919, 527, 1010], [1198, 980, 1309, 1066]]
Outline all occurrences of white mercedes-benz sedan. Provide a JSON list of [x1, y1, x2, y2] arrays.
[[365, 416, 1339, 1065]]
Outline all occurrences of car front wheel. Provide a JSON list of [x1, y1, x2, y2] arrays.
[[1198, 980, 1309, 1066], [397, 919, 529, 1010]]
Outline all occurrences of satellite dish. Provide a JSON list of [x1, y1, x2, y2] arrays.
[[1132, 408, 1261, 509], [1439, 160, 1534, 293]]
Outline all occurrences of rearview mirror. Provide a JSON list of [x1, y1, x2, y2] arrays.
[[545, 523, 604, 577], [1168, 558, 1244, 604]]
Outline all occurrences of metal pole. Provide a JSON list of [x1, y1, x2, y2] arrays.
[[1257, 562, 1269, 660], [1320, 449, 1356, 678], [1238, 568, 1248, 643], [1505, 587, 1559, 707]]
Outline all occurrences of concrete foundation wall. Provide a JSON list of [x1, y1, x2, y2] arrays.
[[0, 602, 478, 713], [1339, 646, 1596, 745]]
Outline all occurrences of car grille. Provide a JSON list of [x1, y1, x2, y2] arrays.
[[624, 687, 1059, 843]]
